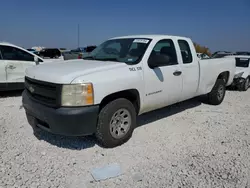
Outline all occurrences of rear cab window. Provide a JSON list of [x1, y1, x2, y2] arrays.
[[178, 40, 193, 64], [40, 48, 61, 58]]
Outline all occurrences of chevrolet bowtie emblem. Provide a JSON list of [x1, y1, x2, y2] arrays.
[[29, 85, 35, 93]]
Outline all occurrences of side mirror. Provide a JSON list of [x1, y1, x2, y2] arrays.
[[34, 56, 39, 65], [148, 54, 170, 68]]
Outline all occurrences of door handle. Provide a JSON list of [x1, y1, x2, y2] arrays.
[[8, 65, 16, 69], [173, 70, 182, 76]]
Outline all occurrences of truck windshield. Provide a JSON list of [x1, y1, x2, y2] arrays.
[[83, 38, 151, 64]]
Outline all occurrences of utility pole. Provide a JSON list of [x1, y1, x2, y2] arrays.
[[77, 24, 80, 48]]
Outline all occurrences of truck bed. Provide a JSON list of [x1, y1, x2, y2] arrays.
[[197, 58, 235, 95]]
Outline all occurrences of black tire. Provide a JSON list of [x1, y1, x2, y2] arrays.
[[95, 98, 137, 148], [238, 77, 249, 91], [207, 79, 226, 105]]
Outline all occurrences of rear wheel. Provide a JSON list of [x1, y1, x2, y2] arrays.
[[95, 98, 136, 148], [239, 77, 249, 91], [207, 79, 226, 105]]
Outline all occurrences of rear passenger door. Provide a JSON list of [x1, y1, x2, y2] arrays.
[[177, 40, 199, 101]]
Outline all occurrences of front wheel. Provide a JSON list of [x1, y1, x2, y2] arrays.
[[207, 79, 226, 105], [95, 98, 137, 148]]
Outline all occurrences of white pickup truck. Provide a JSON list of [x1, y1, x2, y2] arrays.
[[22, 35, 236, 148]]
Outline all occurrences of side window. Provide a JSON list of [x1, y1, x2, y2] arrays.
[[178, 40, 193, 64], [55, 49, 61, 57], [0, 46, 34, 61], [0, 47, 3, 60], [148, 39, 178, 66]]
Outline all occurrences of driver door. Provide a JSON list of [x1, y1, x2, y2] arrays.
[[142, 39, 183, 113]]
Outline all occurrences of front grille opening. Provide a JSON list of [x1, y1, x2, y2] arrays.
[[37, 119, 50, 129], [29, 93, 56, 104], [25, 77, 59, 107]]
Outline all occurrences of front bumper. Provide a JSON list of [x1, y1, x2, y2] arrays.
[[22, 90, 99, 136]]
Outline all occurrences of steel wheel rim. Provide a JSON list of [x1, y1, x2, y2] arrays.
[[217, 85, 224, 100], [109, 108, 131, 139]]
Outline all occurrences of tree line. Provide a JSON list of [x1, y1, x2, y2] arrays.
[[193, 42, 211, 56]]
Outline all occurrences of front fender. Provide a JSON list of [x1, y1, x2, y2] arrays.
[[71, 65, 144, 105]]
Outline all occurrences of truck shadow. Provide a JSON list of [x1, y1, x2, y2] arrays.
[[0, 90, 23, 98], [33, 128, 96, 150], [33, 97, 203, 150], [137, 97, 202, 127]]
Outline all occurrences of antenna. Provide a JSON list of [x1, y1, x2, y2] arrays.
[[77, 24, 80, 48]]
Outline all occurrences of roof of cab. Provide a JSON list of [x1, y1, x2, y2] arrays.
[[110, 34, 191, 41]]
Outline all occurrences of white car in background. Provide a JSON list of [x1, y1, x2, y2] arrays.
[[0, 42, 55, 91], [224, 55, 250, 91], [197, 53, 210, 59]]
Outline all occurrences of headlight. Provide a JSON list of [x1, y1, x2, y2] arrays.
[[61, 83, 94, 106], [234, 72, 244, 79]]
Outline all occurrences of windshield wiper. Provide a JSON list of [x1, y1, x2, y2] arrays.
[[95, 57, 120, 62]]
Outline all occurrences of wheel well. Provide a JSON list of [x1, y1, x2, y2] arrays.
[[217, 71, 229, 84], [99, 89, 140, 114]]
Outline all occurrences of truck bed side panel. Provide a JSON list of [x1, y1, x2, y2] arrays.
[[197, 58, 235, 95]]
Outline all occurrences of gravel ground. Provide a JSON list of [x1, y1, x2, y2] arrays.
[[0, 90, 250, 188]]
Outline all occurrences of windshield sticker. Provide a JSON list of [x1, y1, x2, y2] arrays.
[[133, 39, 149, 44]]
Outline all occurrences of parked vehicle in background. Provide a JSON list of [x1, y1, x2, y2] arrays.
[[197, 53, 210, 59], [235, 51, 250, 56], [211, 51, 236, 58], [22, 34, 236, 148], [224, 55, 250, 91], [33, 51, 40, 56], [38, 48, 64, 60], [59, 48, 68, 52], [26, 49, 37, 53], [63, 46, 97, 60], [0, 42, 51, 91]]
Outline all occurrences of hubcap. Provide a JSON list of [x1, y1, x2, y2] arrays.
[[217, 85, 224, 101], [109, 108, 131, 139]]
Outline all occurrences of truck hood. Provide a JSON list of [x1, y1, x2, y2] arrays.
[[25, 59, 126, 84]]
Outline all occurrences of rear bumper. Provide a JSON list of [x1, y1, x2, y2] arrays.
[[231, 77, 245, 86], [22, 90, 99, 136]]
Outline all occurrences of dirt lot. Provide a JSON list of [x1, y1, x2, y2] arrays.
[[0, 90, 250, 188]]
